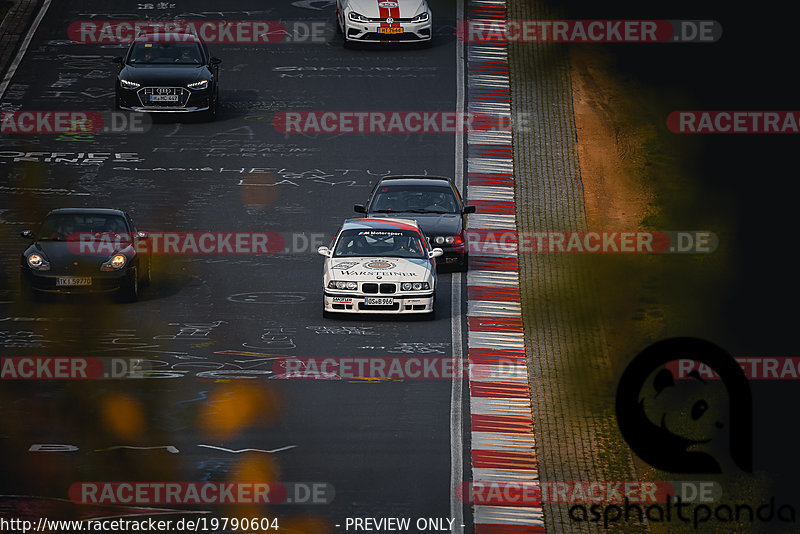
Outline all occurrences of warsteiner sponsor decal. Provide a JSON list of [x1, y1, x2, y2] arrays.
[[364, 260, 396, 270]]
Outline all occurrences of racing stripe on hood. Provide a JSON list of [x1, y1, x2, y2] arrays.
[[377, 0, 401, 27]]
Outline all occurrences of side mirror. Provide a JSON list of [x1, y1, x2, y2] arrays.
[[21, 230, 33, 239], [317, 246, 332, 257], [463, 205, 476, 214], [210, 57, 222, 65], [112, 56, 123, 64], [353, 204, 366, 213], [429, 248, 444, 259]]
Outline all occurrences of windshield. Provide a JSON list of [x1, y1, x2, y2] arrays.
[[128, 42, 204, 65], [37, 214, 129, 241], [333, 229, 427, 259], [370, 185, 459, 214]]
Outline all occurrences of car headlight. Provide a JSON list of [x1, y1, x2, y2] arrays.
[[445, 236, 455, 244], [187, 80, 209, 90], [119, 79, 140, 89], [411, 11, 429, 23], [402, 282, 430, 291], [328, 281, 358, 290], [27, 254, 50, 270], [349, 11, 369, 22], [101, 254, 127, 271], [433, 236, 445, 244]]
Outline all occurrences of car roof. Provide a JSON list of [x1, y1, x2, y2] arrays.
[[375, 175, 454, 188], [342, 218, 421, 232], [46, 208, 126, 216]]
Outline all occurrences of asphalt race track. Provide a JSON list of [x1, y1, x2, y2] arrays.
[[0, 0, 471, 531]]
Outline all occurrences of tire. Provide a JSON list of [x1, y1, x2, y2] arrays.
[[336, 10, 342, 34], [20, 275, 36, 302], [141, 256, 152, 287], [458, 253, 469, 272], [203, 92, 218, 122], [118, 267, 139, 302]]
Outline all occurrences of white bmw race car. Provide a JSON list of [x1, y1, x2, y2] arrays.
[[336, 0, 432, 45], [318, 218, 442, 317]]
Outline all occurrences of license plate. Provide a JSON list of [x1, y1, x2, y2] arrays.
[[378, 27, 403, 33], [56, 277, 91, 286], [150, 95, 179, 102], [365, 297, 393, 306]]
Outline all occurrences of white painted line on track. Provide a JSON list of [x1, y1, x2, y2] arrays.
[[0, 0, 52, 100], [450, 0, 466, 530]]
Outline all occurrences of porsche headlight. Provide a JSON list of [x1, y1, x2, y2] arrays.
[[101, 254, 127, 271], [119, 79, 140, 89], [349, 11, 369, 22], [411, 11, 429, 23], [402, 282, 430, 291], [187, 80, 209, 90], [27, 254, 50, 270]]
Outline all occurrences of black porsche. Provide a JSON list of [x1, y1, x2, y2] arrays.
[[354, 176, 476, 271], [20, 208, 151, 302], [113, 33, 221, 120]]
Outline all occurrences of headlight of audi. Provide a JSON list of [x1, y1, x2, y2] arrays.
[[349, 11, 369, 22], [101, 254, 127, 271], [119, 79, 140, 89], [411, 11, 429, 23], [27, 254, 50, 270], [187, 80, 209, 90], [402, 282, 430, 291]]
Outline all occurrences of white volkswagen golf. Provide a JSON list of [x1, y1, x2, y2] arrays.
[[318, 218, 442, 317], [336, 0, 432, 45]]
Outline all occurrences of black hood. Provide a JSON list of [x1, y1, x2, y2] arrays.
[[367, 212, 462, 236], [119, 64, 210, 86]]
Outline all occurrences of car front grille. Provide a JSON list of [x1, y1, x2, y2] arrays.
[[361, 32, 421, 41], [361, 283, 397, 294], [137, 87, 190, 107]]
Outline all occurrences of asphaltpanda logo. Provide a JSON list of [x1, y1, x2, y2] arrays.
[[616, 337, 752, 474]]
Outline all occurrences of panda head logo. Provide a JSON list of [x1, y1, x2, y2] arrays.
[[616, 337, 752, 474]]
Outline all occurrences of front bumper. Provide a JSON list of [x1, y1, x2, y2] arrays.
[[21, 268, 133, 294], [323, 291, 434, 314], [344, 19, 432, 42], [117, 86, 212, 113]]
